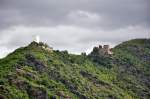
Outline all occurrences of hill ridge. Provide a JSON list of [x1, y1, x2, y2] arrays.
[[0, 39, 150, 99]]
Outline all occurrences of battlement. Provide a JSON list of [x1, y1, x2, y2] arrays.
[[103, 45, 109, 49]]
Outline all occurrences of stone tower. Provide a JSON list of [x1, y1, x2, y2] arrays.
[[102, 45, 113, 55]]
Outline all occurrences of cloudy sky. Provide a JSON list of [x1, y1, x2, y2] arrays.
[[0, 0, 150, 58]]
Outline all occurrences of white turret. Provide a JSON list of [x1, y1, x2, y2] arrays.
[[34, 35, 40, 43]]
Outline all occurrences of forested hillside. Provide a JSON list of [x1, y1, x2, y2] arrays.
[[0, 39, 149, 99]]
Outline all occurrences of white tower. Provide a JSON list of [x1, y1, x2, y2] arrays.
[[34, 35, 40, 43]]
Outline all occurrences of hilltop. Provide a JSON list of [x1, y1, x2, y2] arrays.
[[0, 39, 150, 99]]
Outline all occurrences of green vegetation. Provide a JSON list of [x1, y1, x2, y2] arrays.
[[0, 39, 150, 99]]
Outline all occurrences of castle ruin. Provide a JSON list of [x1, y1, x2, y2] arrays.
[[93, 45, 113, 55]]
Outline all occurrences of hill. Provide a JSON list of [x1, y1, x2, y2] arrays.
[[0, 39, 150, 99]]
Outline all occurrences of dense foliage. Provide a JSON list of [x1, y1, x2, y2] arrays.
[[0, 39, 149, 99]]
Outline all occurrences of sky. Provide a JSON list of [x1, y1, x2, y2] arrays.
[[0, 0, 150, 58]]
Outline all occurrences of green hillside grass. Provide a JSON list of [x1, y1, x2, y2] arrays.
[[0, 39, 150, 99]]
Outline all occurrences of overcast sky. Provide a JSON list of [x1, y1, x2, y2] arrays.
[[0, 0, 150, 58]]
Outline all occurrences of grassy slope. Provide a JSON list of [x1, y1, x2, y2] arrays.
[[0, 39, 149, 99], [112, 39, 150, 99]]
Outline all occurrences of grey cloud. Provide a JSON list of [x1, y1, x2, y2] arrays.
[[77, 25, 150, 44], [0, 0, 149, 30]]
